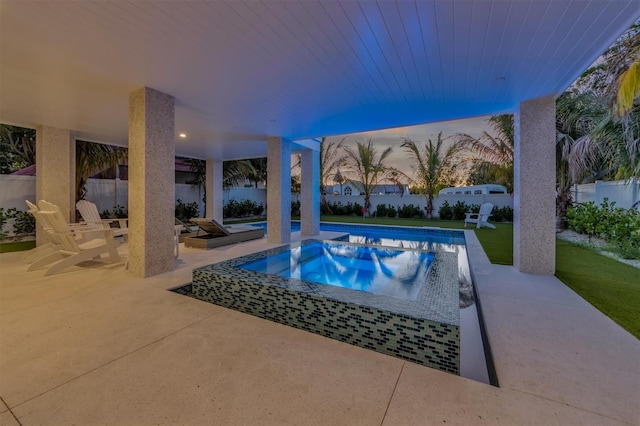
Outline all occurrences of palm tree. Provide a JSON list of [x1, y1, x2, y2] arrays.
[[320, 137, 347, 213], [320, 137, 347, 214], [613, 57, 640, 118], [453, 115, 514, 193], [401, 132, 458, 219], [385, 167, 407, 196], [223, 159, 256, 189], [344, 139, 392, 216], [568, 21, 640, 180], [333, 168, 345, 195], [246, 158, 268, 188], [75, 140, 128, 202]]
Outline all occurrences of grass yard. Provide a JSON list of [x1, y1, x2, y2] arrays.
[[556, 240, 640, 339], [0, 240, 36, 253]]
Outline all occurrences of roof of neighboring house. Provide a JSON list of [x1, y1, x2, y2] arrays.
[[10, 164, 36, 176]]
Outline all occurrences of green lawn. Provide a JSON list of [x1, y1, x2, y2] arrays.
[[556, 240, 640, 338], [0, 240, 36, 253]]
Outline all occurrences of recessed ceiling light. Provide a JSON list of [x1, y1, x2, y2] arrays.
[[179, 133, 187, 138]]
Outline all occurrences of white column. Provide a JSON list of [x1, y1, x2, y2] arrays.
[[35, 126, 75, 245], [267, 137, 291, 244], [128, 87, 175, 278], [514, 96, 556, 275], [301, 148, 320, 236], [205, 158, 223, 222]]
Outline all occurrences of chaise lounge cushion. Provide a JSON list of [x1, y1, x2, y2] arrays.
[[185, 218, 264, 249]]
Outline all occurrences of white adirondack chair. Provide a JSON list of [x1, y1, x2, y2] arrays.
[[76, 200, 128, 240], [464, 202, 496, 229], [22, 200, 95, 264], [22, 200, 56, 263], [27, 202, 121, 275]]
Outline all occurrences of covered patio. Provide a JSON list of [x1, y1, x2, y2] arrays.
[[1, 0, 638, 278], [1, 0, 639, 424]]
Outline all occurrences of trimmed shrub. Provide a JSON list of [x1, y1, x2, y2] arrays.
[[386, 205, 397, 218], [375, 204, 388, 217], [398, 204, 423, 219], [175, 199, 199, 221], [567, 199, 640, 258], [438, 201, 454, 220], [223, 199, 264, 218], [452, 201, 470, 220], [100, 205, 129, 219], [12, 210, 36, 235], [492, 205, 514, 222], [0, 208, 36, 239]]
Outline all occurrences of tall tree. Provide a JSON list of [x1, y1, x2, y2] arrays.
[[333, 168, 345, 195], [0, 124, 35, 173], [401, 132, 458, 219], [385, 168, 407, 197], [452, 115, 514, 193], [344, 139, 392, 216], [568, 21, 640, 180], [320, 137, 347, 213], [246, 158, 268, 188], [76, 141, 128, 202]]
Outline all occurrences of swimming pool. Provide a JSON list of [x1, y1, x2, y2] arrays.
[[189, 222, 490, 381], [192, 239, 460, 374], [238, 241, 435, 300]]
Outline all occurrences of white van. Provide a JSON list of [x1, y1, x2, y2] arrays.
[[438, 184, 508, 195]]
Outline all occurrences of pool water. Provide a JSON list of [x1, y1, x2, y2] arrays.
[[239, 241, 435, 300]]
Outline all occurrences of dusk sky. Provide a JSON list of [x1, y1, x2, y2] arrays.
[[323, 115, 496, 182]]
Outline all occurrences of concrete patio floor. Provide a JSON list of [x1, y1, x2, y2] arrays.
[[0, 231, 638, 425]]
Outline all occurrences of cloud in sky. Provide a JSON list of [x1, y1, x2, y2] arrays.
[[325, 115, 495, 179]]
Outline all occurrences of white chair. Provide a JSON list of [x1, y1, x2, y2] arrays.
[[28, 202, 121, 275], [76, 200, 128, 240], [22, 200, 94, 264], [464, 202, 496, 229], [22, 200, 56, 263]]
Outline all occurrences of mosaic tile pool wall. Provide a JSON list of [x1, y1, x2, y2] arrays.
[[192, 240, 460, 374]]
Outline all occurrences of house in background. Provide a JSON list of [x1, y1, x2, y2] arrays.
[[325, 183, 410, 196]]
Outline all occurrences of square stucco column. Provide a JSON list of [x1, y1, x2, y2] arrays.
[[128, 87, 175, 278], [35, 126, 75, 245], [300, 148, 320, 236], [205, 158, 223, 222], [514, 97, 556, 275], [267, 137, 291, 244]]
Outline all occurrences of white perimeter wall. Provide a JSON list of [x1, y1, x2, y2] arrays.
[[0, 176, 204, 216], [324, 194, 513, 217], [1, 175, 514, 218], [573, 178, 639, 210]]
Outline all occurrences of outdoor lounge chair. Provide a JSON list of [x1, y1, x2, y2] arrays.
[[76, 199, 128, 240], [23, 200, 102, 264], [464, 202, 496, 229], [22, 200, 58, 264], [184, 218, 264, 249], [28, 201, 121, 275]]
